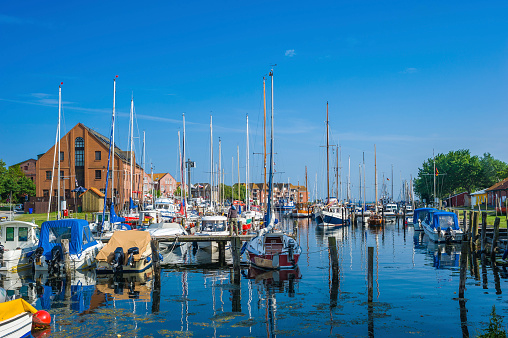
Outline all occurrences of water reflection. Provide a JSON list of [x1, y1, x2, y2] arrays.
[[414, 233, 461, 269]]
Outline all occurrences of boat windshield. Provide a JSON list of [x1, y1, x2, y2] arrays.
[[48, 227, 72, 243], [437, 215, 456, 229], [202, 221, 226, 232]]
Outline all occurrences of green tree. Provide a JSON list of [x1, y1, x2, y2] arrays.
[[479, 153, 508, 188]]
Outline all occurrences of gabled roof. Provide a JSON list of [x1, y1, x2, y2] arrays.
[[485, 177, 508, 192], [470, 189, 487, 196], [80, 187, 105, 198]]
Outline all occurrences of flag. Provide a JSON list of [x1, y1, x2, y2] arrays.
[[435, 167, 439, 176], [387, 178, 390, 181]]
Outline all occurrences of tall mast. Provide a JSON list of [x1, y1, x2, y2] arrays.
[[183, 113, 187, 216], [246, 114, 250, 210], [263, 77, 267, 208], [335, 146, 339, 199], [111, 77, 116, 208], [130, 97, 134, 206], [57, 83, 62, 219], [232, 157, 234, 202], [363, 152, 366, 212], [340, 146, 342, 202], [326, 101, 329, 202], [210, 115, 213, 207], [142, 131, 145, 207], [391, 164, 394, 202], [178, 130, 182, 202], [305, 166, 308, 208], [433, 149, 436, 207], [237, 145, 240, 204], [267, 67, 275, 224], [348, 155, 351, 202], [359, 163, 361, 206], [218, 137, 222, 206], [374, 144, 378, 213]]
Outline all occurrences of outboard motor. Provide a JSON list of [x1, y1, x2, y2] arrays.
[[0, 244, 4, 268], [48, 246, 63, 276], [445, 227, 454, 243], [126, 247, 139, 268], [111, 247, 125, 274], [31, 247, 45, 266]]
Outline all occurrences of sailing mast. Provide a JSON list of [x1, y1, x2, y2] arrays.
[[263, 77, 267, 209], [374, 144, 378, 213], [433, 149, 436, 207], [111, 76, 117, 210], [267, 67, 275, 225], [142, 131, 145, 208], [182, 113, 187, 218], [57, 83, 61, 219], [363, 152, 366, 212], [326, 102, 330, 203], [209, 115, 213, 209], [237, 145, 240, 206], [129, 97, 134, 210], [335, 146, 339, 200], [246, 114, 250, 210], [218, 137, 222, 207], [348, 156, 351, 203]]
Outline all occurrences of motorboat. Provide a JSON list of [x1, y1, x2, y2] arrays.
[[0, 221, 39, 272], [32, 219, 103, 275], [194, 215, 229, 252], [0, 297, 50, 337], [154, 198, 177, 221], [244, 231, 301, 270], [421, 210, 464, 243], [316, 203, 348, 227], [412, 208, 438, 231], [96, 230, 154, 274], [146, 221, 187, 252]]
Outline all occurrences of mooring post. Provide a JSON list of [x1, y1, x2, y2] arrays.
[[481, 212, 487, 253], [471, 212, 479, 251], [61, 238, 71, 278], [85, 213, 88, 221], [150, 239, 161, 313], [403, 207, 406, 228], [328, 237, 339, 280], [368, 246, 373, 302], [218, 241, 226, 266], [462, 211, 467, 233], [458, 237, 469, 299], [362, 209, 364, 226], [232, 237, 241, 283], [491, 217, 501, 261]]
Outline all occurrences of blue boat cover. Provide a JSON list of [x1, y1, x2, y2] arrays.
[[413, 208, 438, 225], [129, 197, 137, 210], [38, 219, 99, 259], [431, 212, 460, 230]]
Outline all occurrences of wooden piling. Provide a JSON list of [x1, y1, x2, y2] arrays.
[[471, 212, 479, 251], [328, 237, 339, 279], [150, 239, 161, 313], [61, 238, 71, 279], [232, 237, 241, 283], [491, 217, 501, 261], [462, 211, 467, 232], [218, 241, 226, 266], [368, 246, 373, 303], [458, 238, 469, 299], [480, 212, 487, 253]]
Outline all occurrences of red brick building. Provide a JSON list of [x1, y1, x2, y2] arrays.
[[35, 123, 147, 212], [12, 158, 37, 183], [153, 173, 177, 197]]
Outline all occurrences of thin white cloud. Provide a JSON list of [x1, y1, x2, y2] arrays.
[[285, 49, 296, 57], [31, 93, 51, 99], [401, 67, 418, 74]]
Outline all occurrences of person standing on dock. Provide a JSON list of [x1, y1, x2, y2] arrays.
[[228, 205, 238, 234]]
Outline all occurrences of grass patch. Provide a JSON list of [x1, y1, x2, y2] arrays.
[[15, 212, 94, 226]]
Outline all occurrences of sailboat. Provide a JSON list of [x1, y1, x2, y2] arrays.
[[368, 145, 383, 226], [244, 69, 302, 270], [316, 102, 348, 227]]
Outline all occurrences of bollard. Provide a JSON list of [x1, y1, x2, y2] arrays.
[[368, 246, 373, 303]]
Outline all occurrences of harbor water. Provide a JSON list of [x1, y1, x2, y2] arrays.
[[4, 216, 508, 337]]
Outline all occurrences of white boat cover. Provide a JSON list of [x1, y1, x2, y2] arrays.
[[96, 230, 151, 263]]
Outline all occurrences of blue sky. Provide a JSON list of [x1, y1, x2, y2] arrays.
[[1, 1, 507, 202]]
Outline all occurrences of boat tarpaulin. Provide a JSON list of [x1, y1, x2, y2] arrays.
[[39, 219, 98, 259], [0, 298, 37, 322], [96, 230, 151, 263], [432, 212, 460, 230]]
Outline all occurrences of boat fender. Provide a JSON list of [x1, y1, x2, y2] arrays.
[[33, 310, 51, 328], [126, 247, 140, 267], [159, 253, 163, 261], [145, 256, 151, 264], [240, 242, 248, 255]]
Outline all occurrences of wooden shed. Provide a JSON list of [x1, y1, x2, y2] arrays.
[[80, 187, 105, 212]]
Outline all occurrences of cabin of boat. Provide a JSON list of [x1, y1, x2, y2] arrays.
[[422, 211, 463, 243], [246, 232, 301, 270], [412, 208, 438, 231], [368, 214, 383, 226], [0, 221, 39, 272]]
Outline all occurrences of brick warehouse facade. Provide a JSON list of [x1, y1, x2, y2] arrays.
[[35, 123, 150, 212]]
